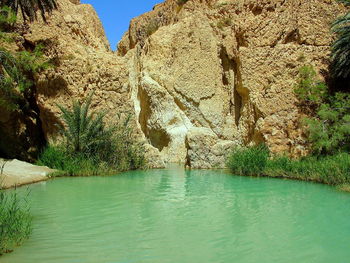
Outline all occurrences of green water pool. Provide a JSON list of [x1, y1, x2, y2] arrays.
[[2, 167, 350, 263]]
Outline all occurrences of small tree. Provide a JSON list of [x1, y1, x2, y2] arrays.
[[295, 65, 350, 155], [0, 45, 51, 111]]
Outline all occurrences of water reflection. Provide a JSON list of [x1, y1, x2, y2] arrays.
[[2, 166, 350, 263]]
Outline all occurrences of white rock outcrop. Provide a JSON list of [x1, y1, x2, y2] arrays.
[[0, 159, 55, 189]]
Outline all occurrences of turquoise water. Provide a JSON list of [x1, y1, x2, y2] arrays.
[[2, 167, 350, 263]]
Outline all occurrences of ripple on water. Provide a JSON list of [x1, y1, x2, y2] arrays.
[[2, 168, 350, 263]]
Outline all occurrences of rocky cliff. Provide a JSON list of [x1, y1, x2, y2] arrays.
[[117, 0, 345, 168], [2, 0, 346, 168]]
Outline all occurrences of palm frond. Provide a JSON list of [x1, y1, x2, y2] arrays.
[[0, 0, 57, 22], [331, 11, 350, 78]]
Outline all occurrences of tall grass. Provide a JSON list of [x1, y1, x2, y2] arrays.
[[36, 145, 108, 176], [227, 145, 350, 187], [226, 145, 269, 176], [0, 189, 32, 255], [265, 153, 350, 185]]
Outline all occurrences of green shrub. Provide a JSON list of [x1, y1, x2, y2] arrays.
[[265, 153, 350, 185], [57, 94, 116, 157], [0, 189, 32, 255], [295, 65, 350, 155], [111, 115, 145, 171], [0, 6, 16, 31], [227, 144, 269, 176], [38, 95, 145, 176], [37, 145, 112, 176], [227, 146, 350, 187], [35, 144, 68, 171], [0, 44, 51, 111], [0, 6, 51, 111], [294, 65, 327, 109]]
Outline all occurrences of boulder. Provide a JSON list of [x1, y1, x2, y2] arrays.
[[0, 159, 55, 189], [186, 127, 237, 169]]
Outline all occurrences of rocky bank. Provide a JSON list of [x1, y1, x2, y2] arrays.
[[0, 0, 346, 168], [0, 159, 54, 189]]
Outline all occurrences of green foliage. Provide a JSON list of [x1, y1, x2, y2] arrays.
[[304, 93, 350, 154], [227, 147, 350, 187], [295, 65, 350, 154], [57, 94, 116, 157], [0, 0, 57, 22], [0, 45, 51, 111], [38, 96, 145, 176], [0, 6, 16, 31], [265, 153, 350, 186], [331, 7, 350, 78], [226, 144, 269, 176], [36, 145, 114, 177], [294, 65, 327, 108], [15, 45, 51, 85], [111, 114, 146, 171], [0, 189, 32, 255]]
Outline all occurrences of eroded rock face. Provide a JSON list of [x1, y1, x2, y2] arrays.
[[119, 0, 345, 167], [23, 0, 132, 138], [21, 0, 161, 167], [186, 127, 235, 169], [4, 0, 345, 168]]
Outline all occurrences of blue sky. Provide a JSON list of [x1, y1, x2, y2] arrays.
[[81, 0, 161, 50]]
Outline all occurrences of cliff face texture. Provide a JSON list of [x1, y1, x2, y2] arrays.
[[117, 0, 345, 168], [4, 0, 345, 168]]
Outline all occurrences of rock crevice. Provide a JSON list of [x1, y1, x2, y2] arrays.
[[2, 0, 345, 168]]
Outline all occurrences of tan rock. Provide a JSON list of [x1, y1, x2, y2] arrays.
[[144, 144, 166, 169], [119, 0, 345, 166], [186, 127, 237, 169], [2, 0, 345, 169], [0, 159, 55, 189]]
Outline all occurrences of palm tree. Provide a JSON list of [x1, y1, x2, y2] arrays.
[[331, 1, 350, 78], [0, 0, 57, 22], [57, 95, 116, 156]]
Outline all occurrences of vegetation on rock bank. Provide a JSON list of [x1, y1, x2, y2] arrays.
[[227, 145, 350, 190], [0, 6, 51, 112], [227, 1, 350, 191], [227, 64, 350, 191], [37, 95, 146, 177]]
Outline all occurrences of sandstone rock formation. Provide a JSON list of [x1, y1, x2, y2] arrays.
[[118, 0, 346, 167], [1, 0, 346, 168], [21, 0, 165, 168]]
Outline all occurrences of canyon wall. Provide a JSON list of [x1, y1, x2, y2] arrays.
[[118, 0, 345, 168], [3, 0, 345, 168]]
